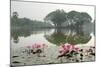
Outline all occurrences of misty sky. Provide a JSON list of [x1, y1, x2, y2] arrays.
[[11, 1, 95, 22]]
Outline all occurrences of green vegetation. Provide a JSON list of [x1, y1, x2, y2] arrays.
[[11, 12, 53, 29], [11, 10, 94, 45], [11, 10, 93, 29], [44, 10, 92, 29], [44, 9, 67, 27]]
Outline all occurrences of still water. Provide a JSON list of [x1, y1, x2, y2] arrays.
[[11, 27, 95, 66]]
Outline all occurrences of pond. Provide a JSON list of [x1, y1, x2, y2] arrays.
[[11, 26, 95, 66]]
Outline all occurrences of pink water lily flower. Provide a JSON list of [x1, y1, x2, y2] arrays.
[[36, 44, 41, 49], [62, 45, 67, 50], [59, 44, 70, 54], [64, 44, 75, 51], [59, 47, 68, 55], [66, 45, 71, 50], [32, 42, 45, 49], [59, 43, 79, 55]]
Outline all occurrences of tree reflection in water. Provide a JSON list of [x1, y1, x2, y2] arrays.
[[11, 27, 92, 45], [44, 28, 92, 46], [11, 29, 51, 43], [11, 29, 33, 43]]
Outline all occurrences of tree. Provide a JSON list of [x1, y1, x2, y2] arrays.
[[67, 11, 92, 28], [11, 12, 19, 26], [80, 12, 92, 23], [44, 9, 67, 27], [12, 12, 19, 19]]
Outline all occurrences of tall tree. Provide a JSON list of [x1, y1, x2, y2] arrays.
[[44, 9, 67, 27], [11, 12, 19, 26], [67, 11, 92, 28], [12, 12, 19, 19]]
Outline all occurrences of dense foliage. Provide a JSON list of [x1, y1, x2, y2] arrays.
[[44, 10, 93, 28]]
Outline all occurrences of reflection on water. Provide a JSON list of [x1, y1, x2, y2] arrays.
[[11, 27, 93, 45], [45, 28, 92, 45], [11, 29, 51, 43], [11, 26, 95, 66]]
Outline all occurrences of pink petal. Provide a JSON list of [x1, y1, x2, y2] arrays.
[[36, 44, 41, 48], [66, 45, 71, 49]]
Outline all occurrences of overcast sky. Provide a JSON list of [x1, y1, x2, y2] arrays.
[[11, 1, 95, 22]]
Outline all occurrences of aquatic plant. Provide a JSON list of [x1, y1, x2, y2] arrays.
[[58, 43, 79, 59], [25, 43, 46, 56], [85, 46, 95, 56]]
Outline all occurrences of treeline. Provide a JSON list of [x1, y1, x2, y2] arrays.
[[44, 9, 95, 29], [11, 12, 53, 29], [11, 10, 95, 29]]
